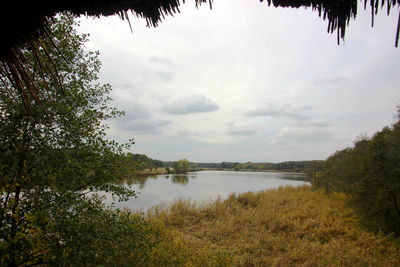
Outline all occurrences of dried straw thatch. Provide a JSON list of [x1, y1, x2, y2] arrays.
[[2, 0, 399, 61], [267, 0, 400, 46], [0, 0, 399, 112], [1, 0, 211, 61]]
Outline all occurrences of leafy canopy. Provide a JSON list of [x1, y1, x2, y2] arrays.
[[311, 105, 400, 235], [0, 13, 152, 266]]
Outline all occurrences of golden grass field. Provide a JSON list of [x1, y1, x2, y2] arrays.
[[144, 185, 400, 266]]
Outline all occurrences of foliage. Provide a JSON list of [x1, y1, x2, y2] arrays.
[[196, 160, 321, 174], [311, 106, 400, 235], [0, 13, 153, 266], [190, 163, 199, 171], [123, 153, 164, 171], [172, 159, 190, 174], [147, 186, 400, 266]]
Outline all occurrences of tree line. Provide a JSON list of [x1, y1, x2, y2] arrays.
[[309, 106, 400, 235], [196, 160, 322, 173], [122, 155, 321, 175], [123, 153, 164, 170]]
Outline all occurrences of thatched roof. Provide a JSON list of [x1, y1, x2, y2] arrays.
[[1, 0, 211, 61], [2, 0, 399, 61], [1, 0, 399, 112]]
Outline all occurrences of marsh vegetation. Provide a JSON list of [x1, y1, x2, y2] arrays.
[[145, 186, 400, 266]]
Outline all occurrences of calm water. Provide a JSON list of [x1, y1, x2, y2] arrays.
[[109, 170, 309, 211]]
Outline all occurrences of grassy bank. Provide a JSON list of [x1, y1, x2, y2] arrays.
[[145, 185, 400, 266]]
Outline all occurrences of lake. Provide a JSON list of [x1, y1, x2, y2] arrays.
[[109, 170, 309, 211]]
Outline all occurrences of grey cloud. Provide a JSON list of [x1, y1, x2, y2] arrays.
[[175, 129, 202, 137], [112, 101, 171, 132], [313, 76, 347, 86], [273, 126, 332, 144], [116, 102, 152, 121], [117, 82, 143, 90], [163, 94, 219, 115], [244, 105, 309, 120], [299, 105, 316, 111], [289, 120, 330, 128], [110, 82, 145, 100], [227, 128, 257, 136], [149, 56, 173, 66], [142, 70, 174, 83], [154, 71, 174, 82], [119, 118, 172, 133], [226, 123, 257, 136]]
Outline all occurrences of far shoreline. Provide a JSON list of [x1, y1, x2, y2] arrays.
[[196, 168, 305, 173], [131, 167, 307, 177]]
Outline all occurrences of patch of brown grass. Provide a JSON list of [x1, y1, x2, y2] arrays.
[[146, 185, 400, 266]]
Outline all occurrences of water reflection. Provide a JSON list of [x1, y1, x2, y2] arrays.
[[280, 172, 310, 182], [112, 171, 309, 211], [171, 174, 189, 185], [119, 173, 198, 188], [117, 175, 157, 189]]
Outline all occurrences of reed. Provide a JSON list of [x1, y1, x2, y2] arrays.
[[146, 185, 400, 266]]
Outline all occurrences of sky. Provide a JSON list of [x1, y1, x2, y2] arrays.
[[76, 0, 400, 163]]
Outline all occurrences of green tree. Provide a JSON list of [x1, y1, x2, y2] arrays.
[[173, 159, 190, 173], [312, 105, 400, 235], [353, 125, 400, 234], [0, 14, 152, 266]]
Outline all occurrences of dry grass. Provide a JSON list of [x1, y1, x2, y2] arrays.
[[146, 185, 400, 266]]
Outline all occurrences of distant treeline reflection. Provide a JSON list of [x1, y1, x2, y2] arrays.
[[280, 173, 308, 181], [118, 173, 197, 188]]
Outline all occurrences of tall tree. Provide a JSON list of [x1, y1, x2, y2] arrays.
[[0, 14, 152, 266]]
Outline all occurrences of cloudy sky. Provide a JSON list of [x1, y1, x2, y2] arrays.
[[76, 0, 400, 163]]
